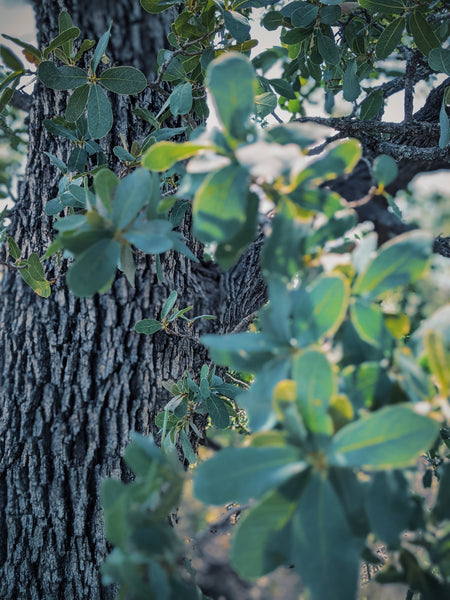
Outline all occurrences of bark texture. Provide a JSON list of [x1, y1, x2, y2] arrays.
[[0, 2, 265, 598]]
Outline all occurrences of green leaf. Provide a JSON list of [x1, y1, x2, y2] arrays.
[[359, 0, 407, 14], [375, 17, 404, 60], [43, 27, 81, 59], [0, 87, 13, 113], [87, 83, 113, 139], [206, 53, 256, 139], [94, 168, 119, 214], [429, 47, 450, 75], [90, 22, 112, 74], [317, 31, 340, 65], [0, 45, 24, 71], [292, 350, 335, 435], [291, 4, 318, 27], [142, 141, 210, 171], [169, 82, 192, 116], [305, 274, 350, 340], [193, 164, 249, 244], [360, 88, 383, 120], [119, 243, 136, 287], [343, 59, 360, 102], [409, 10, 440, 57], [7, 237, 21, 260], [255, 91, 277, 118], [112, 168, 151, 230], [134, 319, 163, 334], [65, 84, 89, 122], [350, 298, 387, 348], [224, 10, 250, 43], [206, 394, 230, 429], [67, 147, 87, 172], [231, 477, 306, 578], [319, 5, 341, 25], [58, 11, 74, 57], [439, 94, 450, 149], [194, 446, 306, 505], [99, 66, 147, 95], [269, 78, 296, 100], [27, 253, 46, 282], [161, 291, 177, 320], [140, 0, 180, 13], [124, 220, 173, 254], [291, 474, 360, 600], [179, 428, 196, 464], [353, 230, 432, 299], [328, 405, 440, 470], [2, 34, 41, 62], [66, 238, 120, 297], [433, 463, 450, 521], [37, 61, 88, 90], [373, 154, 398, 186]]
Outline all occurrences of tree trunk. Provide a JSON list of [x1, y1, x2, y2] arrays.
[[0, 2, 265, 598]]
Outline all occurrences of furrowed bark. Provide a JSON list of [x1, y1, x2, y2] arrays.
[[0, 1, 265, 598]]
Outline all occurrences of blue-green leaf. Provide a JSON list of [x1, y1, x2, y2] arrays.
[[87, 83, 113, 139], [37, 61, 88, 90], [224, 10, 251, 43], [124, 220, 173, 254], [66, 238, 120, 297], [90, 22, 112, 74], [169, 82, 192, 115], [65, 84, 89, 122], [194, 446, 306, 505], [99, 66, 147, 95], [112, 168, 152, 230]]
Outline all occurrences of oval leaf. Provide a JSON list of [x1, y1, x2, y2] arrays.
[[99, 66, 147, 95], [328, 405, 440, 469], [375, 17, 404, 60], [37, 61, 88, 90], [66, 238, 120, 297], [142, 141, 211, 171], [87, 83, 113, 139]]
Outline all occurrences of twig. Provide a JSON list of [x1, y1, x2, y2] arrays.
[[0, 259, 27, 270], [155, 25, 223, 85], [404, 49, 416, 123], [231, 312, 255, 333], [225, 372, 250, 389], [294, 115, 439, 136], [428, 11, 450, 24]]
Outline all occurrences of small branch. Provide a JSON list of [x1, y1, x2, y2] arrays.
[[155, 25, 223, 86], [433, 235, 450, 258], [225, 372, 250, 389], [294, 115, 440, 137], [308, 133, 342, 155], [428, 11, 450, 24], [231, 312, 255, 333], [192, 503, 250, 547], [0, 259, 27, 270], [404, 49, 416, 123], [377, 140, 450, 162]]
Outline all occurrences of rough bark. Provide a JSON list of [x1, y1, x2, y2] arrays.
[[0, 2, 265, 599]]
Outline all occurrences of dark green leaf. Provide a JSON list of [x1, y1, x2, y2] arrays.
[[99, 66, 147, 95], [343, 59, 360, 102], [269, 78, 296, 99], [179, 428, 196, 464], [292, 4, 318, 27], [328, 405, 440, 469], [43, 27, 80, 59], [0, 45, 24, 72], [224, 10, 250, 43], [140, 0, 181, 13], [429, 47, 450, 75], [359, 0, 407, 14], [7, 237, 21, 260], [262, 11, 283, 31], [255, 91, 277, 118], [194, 445, 305, 505], [169, 82, 192, 115], [317, 31, 340, 65], [433, 463, 450, 521], [37, 61, 88, 90], [319, 5, 341, 25], [206, 53, 256, 139], [67, 147, 87, 172], [2, 34, 41, 62], [65, 84, 89, 122], [206, 394, 230, 429], [113, 146, 135, 162], [90, 22, 111, 74], [291, 474, 360, 600], [119, 243, 136, 287], [134, 319, 163, 334], [0, 87, 13, 113], [193, 164, 249, 244], [87, 83, 113, 139], [375, 17, 404, 59], [161, 291, 177, 320], [350, 298, 388, 348], [409, 10, 440, 57], [66, 238, 120, 297], [439, 95, 450, 149], [360, 88, 383, 120], [112, 168, 152, 229], [58, 11, 74, 56]]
